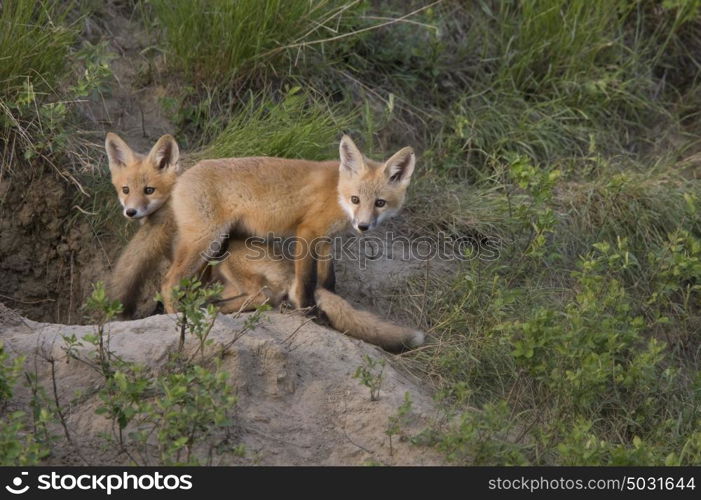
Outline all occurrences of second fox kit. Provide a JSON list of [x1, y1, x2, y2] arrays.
[[106, 132, 180, 317], [162, 135, 416, 314], [106, 133, 424, 351]]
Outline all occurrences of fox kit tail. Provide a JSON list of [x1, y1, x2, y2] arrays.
[[314, 288, 424, 352]]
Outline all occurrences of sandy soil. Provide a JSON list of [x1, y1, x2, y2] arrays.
[[1, 302, 444, 465]]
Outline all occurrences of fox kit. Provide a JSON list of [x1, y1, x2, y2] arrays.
[[105, 132, 181, 317], [107, 133, 423, 351], [162, 135, 416, 313]]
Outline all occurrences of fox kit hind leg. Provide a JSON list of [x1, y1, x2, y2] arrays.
[[212, 267, 271, 313], [161, 226, 230, 312], [209, 239, 290, 313]]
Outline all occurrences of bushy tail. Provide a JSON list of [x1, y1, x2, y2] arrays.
[[314, 288, 424, 352]]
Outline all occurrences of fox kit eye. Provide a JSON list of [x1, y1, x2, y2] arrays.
[[375, 199, 386, 208], [122, 186, 129, 194], [144, 187, 155, 195], [351, 196, 360, 204]]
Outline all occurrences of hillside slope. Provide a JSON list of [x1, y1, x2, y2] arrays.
[[0, 303, 442, 465]]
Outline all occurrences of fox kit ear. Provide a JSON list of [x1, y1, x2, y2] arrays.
[[384, 146, 415, 185], [105, 132, 135, 173], [339, 135, 364, 176], [147, 134, 180, 172]]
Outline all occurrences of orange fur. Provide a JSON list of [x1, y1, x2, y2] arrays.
[[212, 240, 424, 352], [106, 134, 424, 351], [105, 133, 180, 316], [162, 135, 416, 311]]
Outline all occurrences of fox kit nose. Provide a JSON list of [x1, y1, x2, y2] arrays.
[[125, 208, 137, 218], [357, 223, 370, 232]]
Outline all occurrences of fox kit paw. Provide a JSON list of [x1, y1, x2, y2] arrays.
[[290, 284, 315, 310]]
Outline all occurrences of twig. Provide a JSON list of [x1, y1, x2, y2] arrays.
[[0, 293, 55, 305], [72, 205, 98, 216], [46, 354, 89, 465], [282, 316, 316, 345]]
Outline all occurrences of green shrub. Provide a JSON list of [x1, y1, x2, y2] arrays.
[[62, 281, 264, 464], [438, 401, 528, 465], [414, 152, 700, 465], [0, 344, 50, 465]]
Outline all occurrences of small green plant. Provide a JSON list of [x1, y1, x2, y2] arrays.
[[95, 364, 151, 453], [353, 355, 385, 401], [165, 277, 224, 360], [60, 281, 252, 465], [506, 155, 561, 259], [437, 401, 528, 466], [81, 282, 123, 378], [0, 410, 51, 465], [131, 362, 239, 465], [0, 343, 51, 465], [385, 392, 412, 457], [23, 371, 57, 453], [646, 229, 701, 327]]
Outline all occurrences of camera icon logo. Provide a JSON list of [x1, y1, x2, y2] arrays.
[[5, 472, 29, 495]]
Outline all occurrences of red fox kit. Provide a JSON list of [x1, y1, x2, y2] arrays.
[[106, 133, 424, 351], [105, 132, 180, 317], [161, 135, 416, 312]]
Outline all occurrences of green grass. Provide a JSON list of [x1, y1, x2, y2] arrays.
[[0, 0, 112, 177], [428, 0, 695, 178], [0, 0, 78, 165], [146, 0, 360, 85], [195, 89, 354, 161], [0, 0, 76, 99]]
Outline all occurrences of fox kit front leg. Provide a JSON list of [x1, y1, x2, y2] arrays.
[[315, 238, 335, 292], [290, 227, 319, 308], [161, 229, 227, 312]]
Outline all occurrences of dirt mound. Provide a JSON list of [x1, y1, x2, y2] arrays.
[[1, 303, 443, 465], [0, 169, 100, 323]]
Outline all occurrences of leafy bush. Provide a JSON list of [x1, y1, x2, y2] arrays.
[[61, 281, 264, 465], [438, 401, 528, 465], [420, 171, 701, 464]]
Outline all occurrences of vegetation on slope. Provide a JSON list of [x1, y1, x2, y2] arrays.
[[1, 0, 700, 464]]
